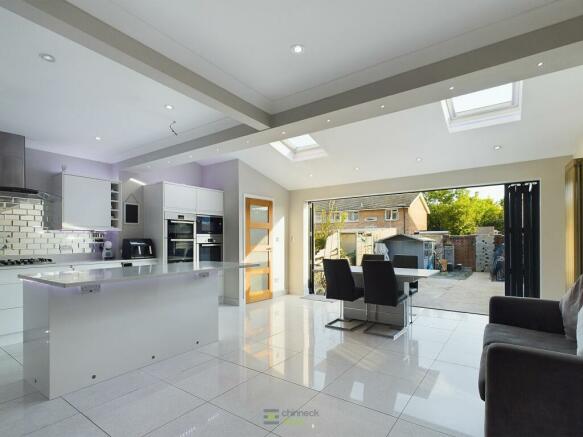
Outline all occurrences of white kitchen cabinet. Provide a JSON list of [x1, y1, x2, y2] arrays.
[[53, 174, 112, 230], [164, 182, 197, 212], [196, 188, 224, 216]]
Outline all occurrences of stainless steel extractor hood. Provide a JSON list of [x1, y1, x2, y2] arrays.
[[0, 131, 55, 200]]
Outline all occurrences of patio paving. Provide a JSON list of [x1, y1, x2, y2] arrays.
[[414, 272, 504, 315]]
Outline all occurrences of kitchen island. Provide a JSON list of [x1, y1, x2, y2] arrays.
[[18, 261, 253, 399]]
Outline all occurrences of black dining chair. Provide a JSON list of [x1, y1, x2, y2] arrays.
[[362, 260, 408, 338], [323, 259, 366, 331], [391, 255, 419, 324], [361, 254, 384, 264]]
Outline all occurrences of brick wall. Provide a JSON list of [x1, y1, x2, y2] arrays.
[[0, 195, 101, 256]]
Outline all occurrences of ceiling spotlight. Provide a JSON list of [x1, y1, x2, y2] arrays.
[[354, 167, 360, 171], [39, 53, 55, 63], [493, 145, 502, 151], [537, 62, 544, 68], [95, 136, 102, 141], [215, 147, 220, 152], [147, 165, 151, 169], [416, 157, 423, 162], [281, 131, 286, 135], [164, 104, 174, 110], [380, 104, 385, 109], [326, 119, 331, 123], [449, 86, 455, 91], [309, 173, 313, 177], [290, 44, 305, 55], [167, 160, 171, 164], [188, 155, 193, 158]]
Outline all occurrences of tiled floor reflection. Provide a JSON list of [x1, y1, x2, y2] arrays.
[[0, 296, 487, 436]]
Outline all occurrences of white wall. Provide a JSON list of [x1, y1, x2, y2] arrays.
[[288, 156, 570, 300], [202, 160, 289, 304], [202, 160, 240, 304], [238, 161, 289, 299]]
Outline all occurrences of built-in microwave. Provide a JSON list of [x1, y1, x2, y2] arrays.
[[166, 212, 195, 263], [196, 215, 223, 236]]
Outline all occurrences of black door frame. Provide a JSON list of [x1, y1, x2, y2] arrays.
[[504, 181, 540, 298]]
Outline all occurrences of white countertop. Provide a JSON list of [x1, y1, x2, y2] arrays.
[[18, 261, 255, 288], [0, 258, 157, 271]]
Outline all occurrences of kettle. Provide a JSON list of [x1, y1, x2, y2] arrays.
[[102, 241, 114, 260]]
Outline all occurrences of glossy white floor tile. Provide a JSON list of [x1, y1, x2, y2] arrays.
[[274, 392, 396, 437], [85, 382, 205, 437], [0, 393, 77, 437], [401, 361, 485, 437], [142, 349, 215, 381], [169, 358, 258, 400], [63, 370, 160, 412], [357, 348, 434, 384], [25, 413, 108, 437], [145, 403, 269, 437], [265, 351, 352, 390], [323, 365, 418, 416], [220, 343, 298, 372], [212, 373, 317, 430], [388, 419, 450, 437], [0, 296, 488, 437]]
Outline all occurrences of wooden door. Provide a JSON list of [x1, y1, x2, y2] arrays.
[[245, 197, 273, 303]]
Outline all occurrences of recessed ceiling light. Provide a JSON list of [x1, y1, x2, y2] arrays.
[[188, 155, 193, 158], [246, 140, 250, 144], [167, 160, 171, 164], [290, 44, 305, 55], [354, 167, 360, 171], [215, 147, 220, 152], [95, 136, 102, 141], [281, 131, 286, 135], [164, 104, 174, 110], [326, 119, 331, 123], [309, 173, 313, 178], [380, 105, 385, 109], [493, 145, 502, 151], [449, 86, 455, 91], [147, 165, 151, 169], [416, 157, 423, 162], [537, 62, 544, 67], [39, 53, 55, 63]]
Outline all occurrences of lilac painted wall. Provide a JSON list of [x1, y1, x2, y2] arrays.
[[25, 147, 116, 194]]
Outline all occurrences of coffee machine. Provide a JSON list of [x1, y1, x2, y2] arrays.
[[102, 241, 114, 260]]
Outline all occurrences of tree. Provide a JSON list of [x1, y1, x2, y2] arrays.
[[313, 201, 346, 253], [425, 189, 504, 235]]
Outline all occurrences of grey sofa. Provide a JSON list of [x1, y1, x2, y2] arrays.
[[479, 296, 583, 437]]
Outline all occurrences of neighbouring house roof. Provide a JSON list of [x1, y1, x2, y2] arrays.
[[313, 192, 428, 213], [379, 233, 435, 243]]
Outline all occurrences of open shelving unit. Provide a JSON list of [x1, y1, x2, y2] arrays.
[[110, 181, 121, 230]]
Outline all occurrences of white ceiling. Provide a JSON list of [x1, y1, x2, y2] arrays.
[[0, 7, 233, 163], [68, 0, 583, 112], [223, 65, 583, 190]]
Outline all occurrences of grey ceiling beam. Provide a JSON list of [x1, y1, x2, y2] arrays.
[[118, 13, 583, 170], [272, 14, 583, 126], [1, 0, 271, 130]]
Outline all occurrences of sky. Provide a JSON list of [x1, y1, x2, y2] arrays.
[[469, 184, 504, 202]]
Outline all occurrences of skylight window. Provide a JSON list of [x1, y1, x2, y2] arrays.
[[270, 134, 327, 161], [441, 82, 522, 133]]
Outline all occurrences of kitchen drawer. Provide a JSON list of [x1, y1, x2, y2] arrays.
[[0, 308, 22, 336], [0, 283, 22, 309]]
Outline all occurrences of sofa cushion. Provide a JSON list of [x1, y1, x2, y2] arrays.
[[560, 274, 583, 340], [479, 323, 577, 400], [483, 323, 577, 354]]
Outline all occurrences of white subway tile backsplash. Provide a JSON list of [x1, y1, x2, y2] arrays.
[[0, 199, 102, 256]]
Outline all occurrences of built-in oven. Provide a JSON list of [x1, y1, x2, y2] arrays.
[[196, 215, 223, 236], [166, 212, 196, 263], [197, 235, 223, 262]]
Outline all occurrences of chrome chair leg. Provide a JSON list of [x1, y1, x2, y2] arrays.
[[326, 300, 366, 331]]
